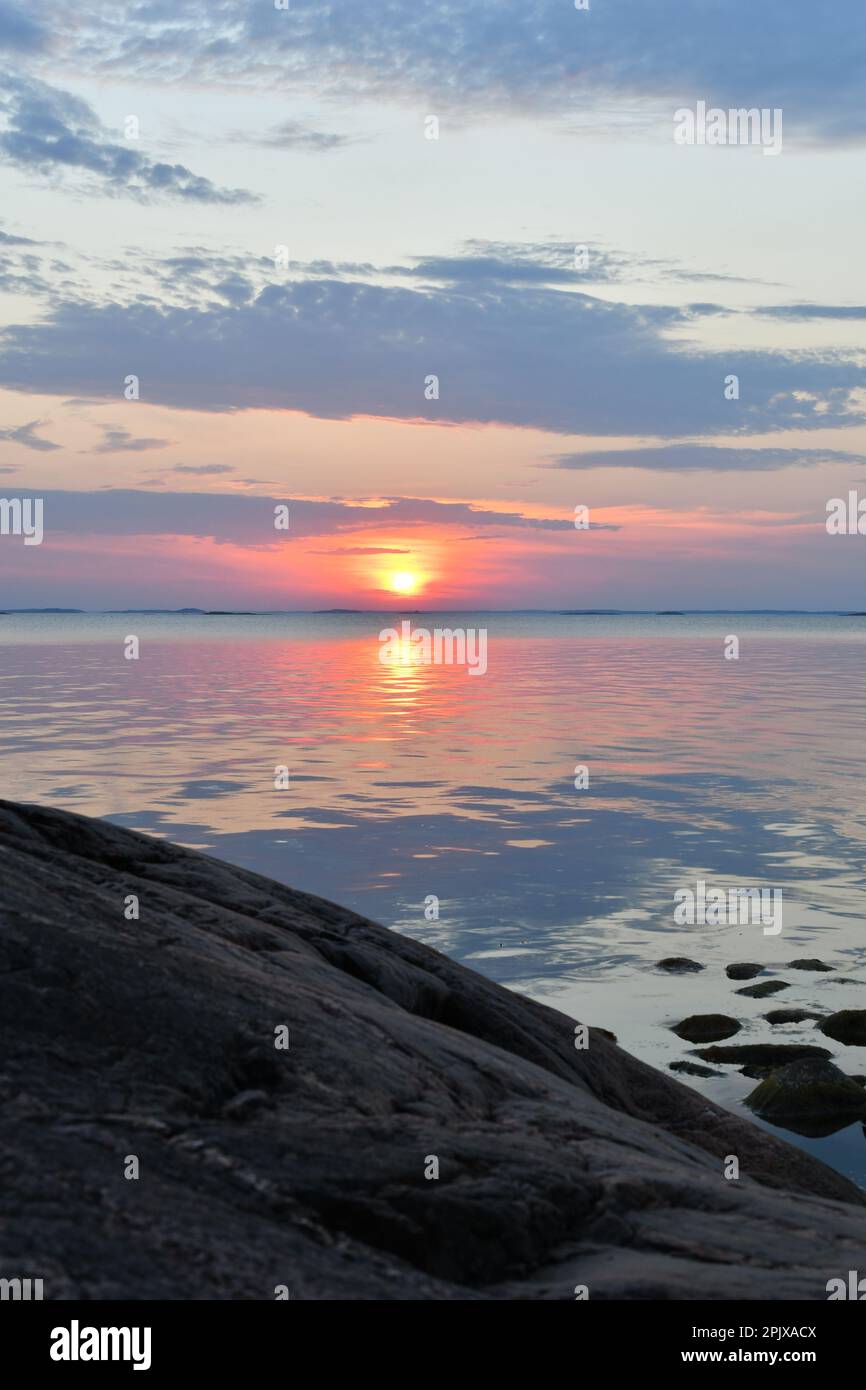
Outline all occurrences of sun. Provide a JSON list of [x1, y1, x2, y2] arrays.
[[388, 571, 420, 595]]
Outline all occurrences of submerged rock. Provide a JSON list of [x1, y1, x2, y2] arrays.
[[694, 1043, 831, 1067], [1, 798, 865, 1301], [726, 963, 764, 980], [670, 1060, 723, 1078], [817, 1011, 866, 1046], [671, 1014, 741, 1043], [764, 1009, 825, 1025], [746, 1059, 866, 1137], [735, 980, 791, 999], [735, 980, 790, 998], [657, 957, 704, 973], [788, 958, 833, 972]]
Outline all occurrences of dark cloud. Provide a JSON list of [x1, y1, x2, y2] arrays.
[[759, 304, 866, 321], [0, 490, 602, 544], [393, 241, 755, 288], [1, 275, 862, 438], [548, 445, 866, 472], [0, 2, 46, 53], [0, 418, 59, 451], [171, 464, 236, 475], [47, 1, 866, 147], [0, 73, 257, 204], [89, 427, 171, 453]]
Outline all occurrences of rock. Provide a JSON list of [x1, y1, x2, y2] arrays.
[[817, 1011, 866, 1046], [222, 1089, 269, 1121], [735, 980, 790, 998], [694, 1044, 832, 1067], [726, 963, 764, 980], [671, 1014, 741, 1043], [746, 1059, 866, 1136], [764, 1009, 825, 1025], [670, 1060, 723, 1078], [1, 798, 865, 1302], [657, 957, 704, 973], [788, 959, 833, 972]]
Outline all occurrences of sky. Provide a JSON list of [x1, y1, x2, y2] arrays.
[[0, 0, 865, 610]]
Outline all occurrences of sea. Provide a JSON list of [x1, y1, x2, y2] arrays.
[[2, 611, 865, 1184]]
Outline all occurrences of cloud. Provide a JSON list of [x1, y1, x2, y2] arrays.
[[41, 1, 866, 147], [1, 274, 862, 438], [0, 73, 257, 204], [0, 490, 603, 544], [170, 464, 235, 475], [228, 119, 354, 152], [393, 241, 756, 288], [89, 426, 172, 453], [759, 304, 866, 321], [0, 2, 46, 53], [309, 545, 412, 555], [0, 224, 74, 299], [0, 418, 59, 450], [0, 225, 37, 246], [547, 445, 866, 472]]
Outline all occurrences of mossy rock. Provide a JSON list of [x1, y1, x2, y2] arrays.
[[671, 1014, 741, 1043], [726, 963, 764, 980], [788, 958, 833, 972], [694, 1043, 831, 1066], [735, 980, 790, 998], [658, 957, 704, 973], [817, 1010, 866, 1046], [746, 1059, 866, 1135]]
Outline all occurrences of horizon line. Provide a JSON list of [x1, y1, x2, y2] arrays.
[[3, 608, 866, 617]]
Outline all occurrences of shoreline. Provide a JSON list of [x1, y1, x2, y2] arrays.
[[2, 798, 865, 1300]]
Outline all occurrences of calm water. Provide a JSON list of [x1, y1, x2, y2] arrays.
[[2, 612, 866, 1183]]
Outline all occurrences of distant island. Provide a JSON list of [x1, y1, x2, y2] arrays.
[[3, 608, 866, 617]]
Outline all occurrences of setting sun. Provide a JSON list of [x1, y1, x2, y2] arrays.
[[388, 571, 421, 595]]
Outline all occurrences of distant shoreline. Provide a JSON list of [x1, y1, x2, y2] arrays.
[[3, 609, 866, 618]]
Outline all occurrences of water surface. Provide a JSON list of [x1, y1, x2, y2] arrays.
[[2, 612, 865, 1184]]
